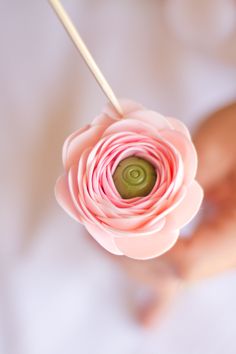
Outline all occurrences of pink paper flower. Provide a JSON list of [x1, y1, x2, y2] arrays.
[[55, 100, 203, 260]]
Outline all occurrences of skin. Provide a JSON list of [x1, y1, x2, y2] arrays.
[[118, 102, 236, 327]]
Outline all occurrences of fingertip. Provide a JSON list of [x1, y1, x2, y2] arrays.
[[137, 300, 161, 328]]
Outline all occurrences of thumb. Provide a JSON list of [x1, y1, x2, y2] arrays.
[[138, 278, 181, 327], [193, 105, 235, 192]]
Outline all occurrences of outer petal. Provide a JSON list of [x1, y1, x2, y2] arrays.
[[166, 181, 204, 230], [130, 110, 172, 130], [63, 124, 106, 171], [102, 118, 157, 137], [62, 125, 90, 169], [114, 228, 179, 260], [55, 175, 81, 222], [160, 130, 198, 184], [103, 99, 145, 119], [91, 113, 117, 127], [166, 117, 191, 140], [84, 222, 123, 255]]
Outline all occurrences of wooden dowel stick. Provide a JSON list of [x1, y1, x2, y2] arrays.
[[48, 0, 123, 116]]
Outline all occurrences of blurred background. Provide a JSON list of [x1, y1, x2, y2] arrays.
[[0, 0, 236, 353]]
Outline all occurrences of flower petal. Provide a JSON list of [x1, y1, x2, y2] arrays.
[[84, 222, 123, 255], [166, 117, 191, 140], [98, 215, 151, 231], [63, 125, 106, 171], [103, 99, 145, 119], [99, 216, 166, 236], [130, 110, 172, 130], [55, 175, 81, 222], [166, 181, 204, 230], [62, 125, 89, 169], [91, 113, 117, 127], [102, 118, 156, 137], [159, 130, 197, 184], [114, 228, 179, 260]]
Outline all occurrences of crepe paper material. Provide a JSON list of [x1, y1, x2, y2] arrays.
[[55, 99, 203, 260]]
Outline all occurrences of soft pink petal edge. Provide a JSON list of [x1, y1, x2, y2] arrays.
[[159, 129, 198, 184], [84, 222, 123, 255], [114, 228, 180, 260], [166, 117, 191, 140], [166, 180, 204, 230], [63, 124, 107, 171], [103, 99, 145, 119], [62, 125, 90, 169], [128, 110, 172, 130], [55, 176, 123, 255], [55, 175, 81, 222]]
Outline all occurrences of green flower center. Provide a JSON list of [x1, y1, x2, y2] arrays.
[[113, 156, 157, 199]]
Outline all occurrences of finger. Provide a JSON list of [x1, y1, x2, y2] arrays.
[[209, 170, 236, 205], [184, 206, 236, 282], [138, 278, 181, 328], [119, 256, 167, 285], [193, 104, 236, 191]]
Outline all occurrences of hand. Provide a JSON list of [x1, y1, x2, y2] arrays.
[[119, 102, 236, 327]]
